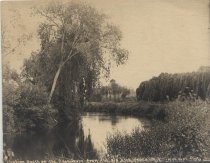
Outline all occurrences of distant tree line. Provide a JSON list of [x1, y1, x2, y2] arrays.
[[136, 67, 210, 102]]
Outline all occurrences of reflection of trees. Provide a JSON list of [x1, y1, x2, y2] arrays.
[[110, 115, 119, 126], [46, 120, 98, 160], [98, 114, 120, 126], [5, 119, 98, 160]]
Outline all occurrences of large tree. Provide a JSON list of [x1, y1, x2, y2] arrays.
[[23, 1, 128, 112]]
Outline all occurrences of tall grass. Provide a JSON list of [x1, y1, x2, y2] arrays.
[[106, 101, 210, 160]]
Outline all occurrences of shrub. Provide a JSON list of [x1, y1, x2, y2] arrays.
[[14, 104, 58, 133], [2, 74, 20, 106], [107, 101, 210, 160], [17, 81, 48, 108], [3, 105, 16, 133], [2, 65, 56, 133]]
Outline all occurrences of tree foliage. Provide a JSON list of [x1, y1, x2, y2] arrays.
[[3, 64, 54, 133], [23, 1, 128, 113], [2, 65, 20, 106], [136, 67, 210, 102]]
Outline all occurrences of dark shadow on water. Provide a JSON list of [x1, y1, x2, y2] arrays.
[[84, 112, 123, 126], [4, 119, 98, 161], [98, 114, 120, 125]]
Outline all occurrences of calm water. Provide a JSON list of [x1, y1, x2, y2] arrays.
[[82, 113, 147, 154], [4, 113, 148, 160]]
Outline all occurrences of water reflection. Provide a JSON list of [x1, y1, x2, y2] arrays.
[[98, 114, 120, 125], [4, 120, 98, 160], [82, 113, 144, 154], [4, 113, 146, 160]]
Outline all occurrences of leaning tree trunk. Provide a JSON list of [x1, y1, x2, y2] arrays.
[[48, 30, 66, 104], [47, 30, 80, 104], [48, 64, 63, 104], [47, 52, 78, 104]]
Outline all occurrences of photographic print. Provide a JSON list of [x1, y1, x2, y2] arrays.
[[1, 0, 210, 162]]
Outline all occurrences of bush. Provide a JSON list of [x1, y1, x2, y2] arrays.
[[3, 105, 16, 133], [107, 101, 210, 160], [3, 104, 58, 134], [3, 64, 48, 108], [17, 81, 48, 108], [2, 75, 20, 106], [3, 65, 56, 133], [14, 104, 58, 133]]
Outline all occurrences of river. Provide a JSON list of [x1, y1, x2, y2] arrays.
[[4, 112, 149, 160]]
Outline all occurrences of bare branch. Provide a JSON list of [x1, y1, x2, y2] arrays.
[[3, 44, 20, 57], [63, 52, 79, 65]]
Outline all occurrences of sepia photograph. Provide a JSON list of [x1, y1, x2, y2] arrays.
[[1, 0, 210, 162]]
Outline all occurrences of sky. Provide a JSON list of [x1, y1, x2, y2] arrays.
[[1, 0, 210, 89]]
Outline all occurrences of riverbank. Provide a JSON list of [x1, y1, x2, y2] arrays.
[[83, 101, 166, 120], [106, 101, 210, 160]]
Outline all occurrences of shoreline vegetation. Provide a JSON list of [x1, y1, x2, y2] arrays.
[[83, 101, 166, 120], [106, 101, 210, 160]]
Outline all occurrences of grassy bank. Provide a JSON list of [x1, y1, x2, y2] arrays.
[[106, 101, 210, 160], [83, 101, 166, 120]]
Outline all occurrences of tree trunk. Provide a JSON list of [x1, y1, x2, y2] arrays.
[[48, 64, 63, 104], [47, 52, 79, 104], [48, 30, 65, 104]]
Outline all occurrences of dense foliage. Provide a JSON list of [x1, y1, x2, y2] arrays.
[[3, 65, 56, 133], [136, 67, 210, 102], [107, 101, 210, 160]]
